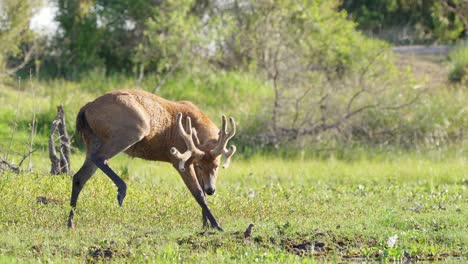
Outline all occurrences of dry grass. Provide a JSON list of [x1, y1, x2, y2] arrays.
[[396, 54, 449, 90]]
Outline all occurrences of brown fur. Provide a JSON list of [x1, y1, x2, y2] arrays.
[[68, 89, 233, 231], [77, 89, 219, 161]]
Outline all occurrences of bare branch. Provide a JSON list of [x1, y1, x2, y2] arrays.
[[153, 62, 178, 94], [0, 148, 34, 174], [6, 45, 36, 75], [0, 159, 20, 173], [49, 120, 61, 175]]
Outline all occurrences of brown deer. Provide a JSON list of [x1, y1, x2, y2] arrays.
[[68, 89, 236, 231]]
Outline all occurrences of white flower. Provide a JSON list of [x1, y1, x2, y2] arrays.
[[387, 235, 398, 248]]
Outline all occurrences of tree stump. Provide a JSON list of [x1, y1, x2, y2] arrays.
[[49, 105, 71, 175]]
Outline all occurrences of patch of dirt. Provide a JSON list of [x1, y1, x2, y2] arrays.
[[176, 228, 465, 262], [396, 54, 449, 89], [89, 246, 114, 259], [31, 245, 42, 255], [87, 244, 128, 261], [283, 239, 327, 256], [177, 232, 225, 250], [36, 196, 62, 205]]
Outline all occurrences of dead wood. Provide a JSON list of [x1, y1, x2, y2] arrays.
[[49, 105, 71, 175]]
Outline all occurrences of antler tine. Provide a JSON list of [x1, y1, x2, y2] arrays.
[[222, 145, 237, 168], [170, 113, 204, 172], [175, 113, 187, 137], [220, 115, 227, 135], [191, 127, 201, 145], [226, 117, 236, 141], [210, 115, 237, 168], [222, 117, 237, 168]]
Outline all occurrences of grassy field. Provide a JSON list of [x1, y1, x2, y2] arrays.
[[0, 153, 466, 263], [0, 53, 466, 262]]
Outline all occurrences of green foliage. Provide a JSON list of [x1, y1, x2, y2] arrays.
[[53, 0, 158, 78], [50, 0, 217, 79], [430, 1, 466, 42], [0, 0, 36, 75], [0, 61, 466, 160], [139, 0, 200, 73], [205, 0, 425, 147], [448, 44, 468, 84], [53, 0, 105, 78], [340, 0, 466, 44], [351, 88, 468, 148]]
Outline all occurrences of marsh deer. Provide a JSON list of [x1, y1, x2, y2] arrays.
[[68, 89, 236, 231]]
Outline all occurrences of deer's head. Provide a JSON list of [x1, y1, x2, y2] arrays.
[[170, 113, 236, 195]]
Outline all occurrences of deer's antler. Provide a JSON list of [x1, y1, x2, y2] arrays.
[[170, 113, 204, 172], [210, 115, 237, 168]]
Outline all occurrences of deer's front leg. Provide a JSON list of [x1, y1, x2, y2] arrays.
[[202, 207, 210, 228], [176, 164, 223, 231]]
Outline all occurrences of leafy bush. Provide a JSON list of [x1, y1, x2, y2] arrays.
[[0, 0, 35, 76], [448, 44, 468, 84], [340, 0, 466, 44], [201, 0, 427, 150], [353, 89, 467, 148]]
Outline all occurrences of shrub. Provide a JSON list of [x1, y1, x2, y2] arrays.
[[448, 44, 468, 84]]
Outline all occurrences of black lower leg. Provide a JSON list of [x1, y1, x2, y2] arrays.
[[193, 190, 223, 231], [91, 156, 127, 206], [202, 191, 210, 228], [202, 208, 210, 228], [178, 165, 223, 231], [68, 209, 75, 228], [68, 160, 97, 228], [205, 208, 223, 231], [68, 184, 79, 228], [198, 202, 222, 231]]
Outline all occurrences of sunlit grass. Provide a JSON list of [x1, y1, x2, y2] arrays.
[[0, 155, 466, 262]]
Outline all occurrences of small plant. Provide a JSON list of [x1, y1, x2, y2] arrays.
[[448, 44, 468, 84], [375, 235, 405, 262]]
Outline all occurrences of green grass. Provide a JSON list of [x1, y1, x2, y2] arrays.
[[0, 155, 466, 263]]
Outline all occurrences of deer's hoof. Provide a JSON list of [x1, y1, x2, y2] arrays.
[[67, 211, 75, 229], [117, 189, 126, 206]]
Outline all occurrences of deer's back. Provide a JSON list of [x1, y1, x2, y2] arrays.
[[80, 89, 218, 162]]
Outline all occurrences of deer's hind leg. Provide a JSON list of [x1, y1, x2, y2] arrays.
[[68, 130, 145, 228], [88, 131, 145, 206], [68, 158, 98, 228]]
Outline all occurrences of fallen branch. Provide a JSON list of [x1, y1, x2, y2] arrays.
[[5, 45, 36, 75], [0, 149, 34, 174], [0, 159, 20, 173]]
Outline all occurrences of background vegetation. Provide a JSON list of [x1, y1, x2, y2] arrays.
[[1, 0, 466, 153], [340, 0, 467, 44], [0, 0, 466, 262]]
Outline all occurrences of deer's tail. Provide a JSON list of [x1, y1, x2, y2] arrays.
[[75, 104, 92, 141]]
